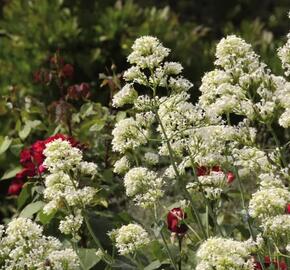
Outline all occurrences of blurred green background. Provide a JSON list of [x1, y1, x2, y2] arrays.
[[0, 0, 290, 222]]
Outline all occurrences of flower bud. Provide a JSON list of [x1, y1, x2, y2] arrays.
[[226, 171, 235, 184], [167, 208, 188, 235], [286, 203, 290, 214]]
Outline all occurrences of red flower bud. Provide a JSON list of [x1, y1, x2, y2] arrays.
[[167, 208, 188, 235], [226, 171, 235, 184], [286, 203, 290, 214]]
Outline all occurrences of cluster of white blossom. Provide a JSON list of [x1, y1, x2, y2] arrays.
[[199, 35, 283, 124], [108, 224, 150, 255], [124, 167, 164, 208], [59, 210, 83, 240], [43, 139, 98, 239], [249, 172, 290, 245], [0, 218, 79, 270], [196, 237, 254, 270]]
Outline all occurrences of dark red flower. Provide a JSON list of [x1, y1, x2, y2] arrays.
[[8, 179, 24, 195], [20, 148, 32, 167], [254, 262, 262, 270], [9, 134, 81, 196], [211, 165, 222, 172], [33, 70, 42, 83], [31, 140, 46, 166], [196, 166, 208, 176], [286, 203, 290, 214], [61, 64, 74, 79], [167, 208, 188, 235], [67, 83, 91, 100], [264, 256, 271, 267], [44, 133, 80, 148], [226, 171, 235, 184], [273, 260, 288, 270]]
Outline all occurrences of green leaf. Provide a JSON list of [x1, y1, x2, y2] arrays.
[[18, 124, 31, 140], [19, 120, 41, 140], [1, 166, 22, 180], [144, 260, 162, 270], [19, 201, 45, 218], [37, 209, 56, 225], [0, 136, 12, 154], [17, 183, 32, 209], [78, 248, 101, 270]]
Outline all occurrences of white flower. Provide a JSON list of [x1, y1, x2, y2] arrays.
[[124, 167, 164, 208], [59, 210, 83, 240], [43, 139, 82, 173], [112, 118, 148, 153], [109, 224, 150, 255], [196, 237, 253, 270], [144, 152, 159, 165], [168, 77, 193, 93], [127, 36, 170, 69], [79, 161, 98, 176], [113, 156, 131, 174], [123, 66, 147, 85], [262, 215, 290, 241], [112, 84, 138, 108], [48, 249, 80, 270], [278, 32, 290, 76], [249, 186, 290, 219], [163, 62, 183, 75], [0, 218, 79, 269]]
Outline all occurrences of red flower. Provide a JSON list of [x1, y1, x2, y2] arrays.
[[19, 148, 32, 167], [196, 166, 208, 176], [211, 165, 222, 172], [274, 261, 287, 270], [254, 262, 262, 270], [286, 203, 290, 214], [31, 140, 46, 166], [167, 208, 188, 235], [9, 133, 80, 196], [61, 64, 74, 79], [264, 256, 271, 267], [8, 179, 24, 195], [226, 171, 235, 184]]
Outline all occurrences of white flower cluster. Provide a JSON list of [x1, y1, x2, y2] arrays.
[[197, 170, 228, 200], [43, 139, 83, 173], [249, 171, 290, 245], [59, 210, 83, 240], [199, 35, 281, 124], [249, 186, 290, 219], [108, 223, 150, 255], [124, 167, 164, 208], [112, 118, 149, 153], [43, 139, 98, 239], [278, 32, 290, 76], [112, 83, 138, 108], [196, 237, 253, 270], [0, 218, 79, 270], [144, 152, 159, 165], [113, 156, 130, 175]]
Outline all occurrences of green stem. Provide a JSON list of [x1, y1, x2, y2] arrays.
[[178, 238, 182, 270], [154, 204, 178, 270], [155, 111, 207, 239], [267, 124, 287, 167], [232, 164, 265, 270], [83, 212, 113, 264]]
